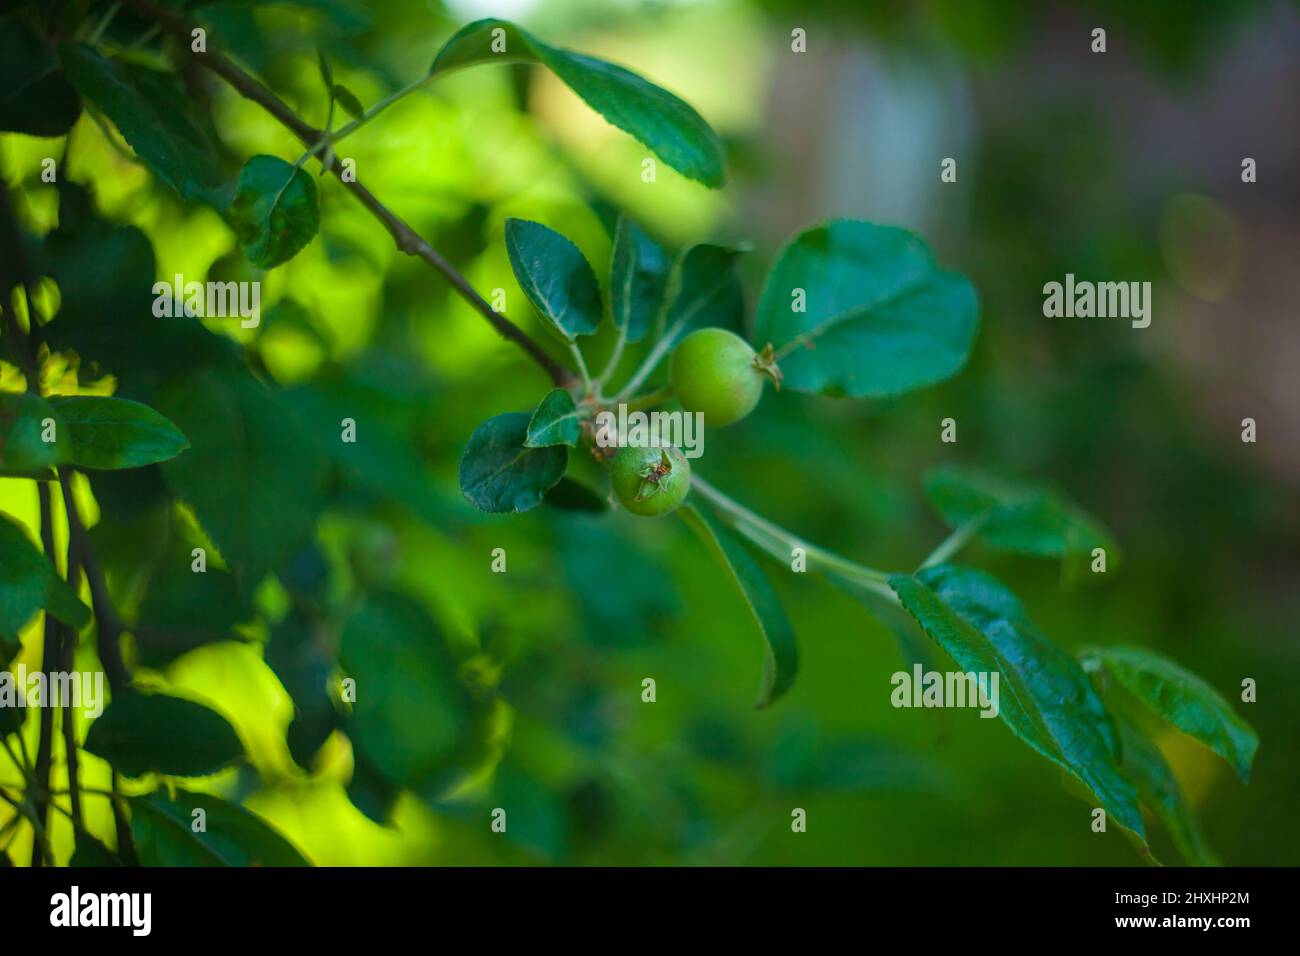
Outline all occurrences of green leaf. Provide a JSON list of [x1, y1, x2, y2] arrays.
[[656, 243, 746, 348], [265, 608, 338, 770], [316, 48, 334, 90], [1086, 645, 1258, 782], [889, 564, 1147, 843], [459, 412, 567, 514], [339, 593, 474, 790], [332, 83, 365, 119], [346, 733, 401, 826], [0, 391, 64, 475], [0, 511, 91, 641], [1112, 710, 1217, 866], [680, 504, 798, 708], [762, 727, 950, 795], [133, 567, 246, 669], [46, 395, 188, 470], [543, 476, 607, 513], [0, 686, 22, 738], [525, 388, 581, 448], [754, 220, 979, 398], [84, 690, 245, 778], [505, 218, 603, 342], [923, 462, 1115, 560], [281, 376, 453, 527], [0, 19, 80, 136], [610, 215, 670, 343], [58, 43, 223, 202], [69, 834, 125, 867], [157, 364, 327, 587], [230, 155, 320, 268], [131, 789, 310, 866], [430, 18, 725, 188]]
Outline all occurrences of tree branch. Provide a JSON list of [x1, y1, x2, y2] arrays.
[[121, 0, 576, 388]]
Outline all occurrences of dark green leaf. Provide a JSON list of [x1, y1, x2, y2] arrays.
[[0, 511, 91, 640], [493, 762, 567, 860], [610, 215, 670, 343], [346, 732, 401, 826], [680, 504, 798, 707], [265, 609, 338, 770], [0, 687, 22, 738], [923, 463, 1115, 560], [525, 388, 581, 448], [316, 48, 334, 90], [1112, 710, 1217, 866], [0, 391, 64, 475], [754, 220, 979, 398], [46, 395, 188, 470], [763, 728, 950, 795], [157, 364, 327, 587], [230, 155, 320, 268], [84, 690, 245, 778], [131, 789, 309, 866], [1086, 645, 1258, 782], [659, 243, 746, 347], [332, 83, 365, 119], [281, 378, 452, 527], [505, 218, 602, 342], [889, 565, 1147, 843], [339, 593, 474, 790], [543, 476, 607, 512], [0, 19, 80, 136], [58, 43, 223, 202], [459, 412, 567, 514], [69, 834, 124, 867], [430, 18, 725, 188], [133, 567, 245, 668]]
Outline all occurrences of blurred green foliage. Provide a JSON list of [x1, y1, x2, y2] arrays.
[[0, 0, 1295, 867]]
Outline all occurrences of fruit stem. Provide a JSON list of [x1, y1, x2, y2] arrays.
[[691, 476, 897, 601], [616, 334, 677, 400]]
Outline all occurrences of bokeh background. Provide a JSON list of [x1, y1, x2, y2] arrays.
[[2, 0, 1297, 865]]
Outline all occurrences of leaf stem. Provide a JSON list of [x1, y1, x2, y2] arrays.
[[297, 75, 435, 165], [919, 512, 989, 570], [568, 343, 593, 397], [595, 325, 628, 390], [690, 476, 896, 601], [616, 334, 676, 400]]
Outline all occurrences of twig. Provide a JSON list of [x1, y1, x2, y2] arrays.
[[60, 473, 132, 694], [57, 486, 85, 833], [28, 476, 59, 868], [119, 0, 575, 388]]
